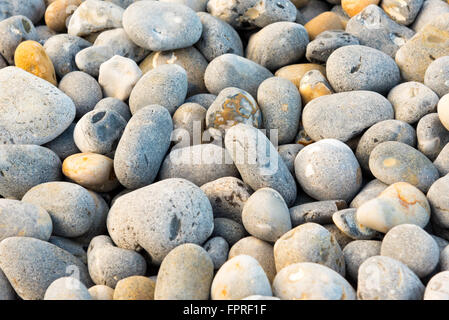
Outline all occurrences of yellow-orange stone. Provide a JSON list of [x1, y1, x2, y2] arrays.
[[113, 276, 156, 300], [45, 0, 82, 32], [299, 71, 334, 104], [304, 12, 345, 40], [275, 63, 326, 89], [342, 0, 380, 17], [14, 40, 57, 85]]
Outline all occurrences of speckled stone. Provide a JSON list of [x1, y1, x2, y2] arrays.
[[333, 208, 380, 240], [186, 93, 217, 109], [343, 240, 381, 281], [357, 256, 425, 300], [369, 141, 439, 192], [306, 30, 359, 64], [424, 271, 449, 300], [211, 218, 247, 246], [113, 276, 155, 300], [424, 56, 449, 98], [299, 69, 334, 104], [427, 175, 449, 229], [381, 0, 423, 26], [44, 123, 80, 160], [94, 98, 131, 122], [273, 262, 356, 300], [0, 0, 46, 24], [290, 200, 347, 227], [88, 285, 114, 300], [49, 236, 87, 264], [417, 113, 449, 161], [350, 179, 388, 208], [74, 45, 114, 78], [203, 237, 229, 270], [278, 144, 304, 174]]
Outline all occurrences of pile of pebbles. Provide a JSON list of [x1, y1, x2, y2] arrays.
[[2, 0, 449, 300]]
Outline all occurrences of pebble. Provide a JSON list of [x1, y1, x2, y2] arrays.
[[411, 0, 449, 32], [274, 222, 345, 276], [343, 240, 381, 281], [299, 69, 333, 104], [326, 45, 401, 94], [387, 81, 439, 124], [185, 94, 217, 109], [357, 256, 425, 300], [160, 0, 208, 11], [0, 0, 46, 24], [424, 271, 449, 300], [114, 105, 173, 189], [0, 269, 15, 300], [305, 11, 344, 40], [381, 0, 424, 26], [35, 25, 57, 44], [427, 175, 449, 229], [323, 224, 354, 249], [294, 139, 362, 202], [212, 218, 247, 246], [300, 0, 330, 22], [290, 200, 347, 226], [442, 246, 449, 271], [88, 285, 114, 300], [210, 255, 272, 300], [94, 97, 132, 122], [341, 0, 379, 17], [122, 1, 202, 51], [350, 179, 388, 208], [44, 0, 83, 32], [113, 276, 155, 300], [0, 237, 90, 300], [129, 64, 188, 115], [333, 208, 380, 240], [417, 113, 449, 160], [49, 236, 87, 264], [155, 244, 214, 300], [275, 63, 326, 89], [438, 94, 449, 131], [368, 141, 439, 192], [302, 91, 394, 142], [278, 144, 304, 174], [107, 178, 214, 264], [306, 30, 359, 64], [0, 67, 75, 145], [44, 277, 92, 300], [75, 45, 114, 78], [424, 56, 449, 98], [381, 224, 439, 278], [203, 237, 229, 270], [172, 103, 206, 147], [273, 262, 356, 300], [0, 145, 62, 199], [44, 123, 80, 160]]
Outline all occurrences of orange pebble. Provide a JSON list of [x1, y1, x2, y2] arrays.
[[45, 0, 82, 32], [342, 0, 380, 17], [304, 12, 345, 40], [275, 63, 326, 89]]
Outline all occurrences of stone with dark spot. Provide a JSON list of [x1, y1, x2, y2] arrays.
[[306, 30, 360, 64], [290, 200, 347, 227]]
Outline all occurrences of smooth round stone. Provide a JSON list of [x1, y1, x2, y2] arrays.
[[427, 175, 449, 229], [159, 144, 238, 187], [88, 285, 114, 300], [204, 54, 273, 98], [87, 235, 146, 288], [94, 98, 131, 121], [68, 0, 124, 37], [107, 178, 214, 265], [0, 199, 52, 242], [424, 271, 449, 300], [257, 77, 302, 144], [0, 0, 45, 24], [196, 12, 243, 62], [14, 40, 57, 85], [171, 102, 206, 148], [205, 87, 262, 134], [186, 93, 217, 109], [396, 13, 449, 82], [306, 30, 359, 64], [333, 208, 380, 240], [44, 123, 80, 160], [45, 0, 82, 32], [246, 22, 309, 71], [0, 269, 15, 300], [302, 91, 394, 142], [417, 113, 449, 161], [326, 45, 400, 94], [22, 182, 95, 238], [274, 223, 345, 275], [206, 0, 296, 29], [299, 69, 334, 104], [381, 224, 439, 278], [74, 109, 127, 155], [99, 55, 142, 101], [278, 144, 304, 174], [424, 56, 449, 98], [290, 200, 347, 227], [44, 34, 91, 78], [114, 105, 173, 189], [438, 94, 449, 131], [35, 25, 57, 44], [242, 188, 292, 242], [345, 5, 414, 58], [200, 177, 253, 224], [0, 67, 76, 145], [275, 63, 326, 89], [49, 236, 87, 264], [211, 255, 272, 300], [224, 124, 297, 206], [342, 0, 379, 17], [155, 244, 213, 300], [294, 139, 362, 202], [411, 0, 449, 32], [0, 16, 38, 65], [356, 120, 416, 170], [369, 141, 439, 192], [75, 45, 114, 78], [203, 237, 228, 270], [0, 237, 90, 300], [350, 179, 388, 208], [122, 1, 202, 51], [357, 256, 425, 300], [129, 64, 188, 115], [212, 218, 247, 246], [59, 71, 102, 118], [113, 276, 155, 300], [388, 81, 439, 124], [44, 277, 92, 300], [343, 240, 381, 281], [304, 11, 344, 41], [356, 182, 431, 233], [273, 262, 356, 300], [0, 145, 62, 199], [381, 0, 424, 26]]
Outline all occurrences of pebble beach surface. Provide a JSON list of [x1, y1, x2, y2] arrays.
[[2, 0, 449, 301]]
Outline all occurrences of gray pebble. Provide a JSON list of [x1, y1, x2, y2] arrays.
[[350, 179, 388, 208], [290, 200, 347, 227], [427, 174, 449, 229], [381, 0, 424, 26], [278, 144, 304, 174], [417, 113, 449, 161], [424, 271, 449, 300], [424, 56, 449, 98], [160, 0, 208, 11], [94, 97, 131, 122], [49, 236, 87, 265], [411, 0, 449, 32], [0, 0, 45, 24], [203, 237, 229, 270], [35, 25, 57, 44], [75, 45, 114, 78], [185, 93, 217, 109], [0, 269, 15, 300], [333, 208, 380, 240], [300, 0, 330, 22], [172, 102, 206, 148], [306, 30, 359, 64], [441, 246, 449, 271], [44, 277, 92, 300], [343, 240, 381, 281], [44, 123, 80, 160], [434, 143, 449, 176], [212, 217, 247, 246], [114, 105, 173, 189], [0, 145, 62, 199]]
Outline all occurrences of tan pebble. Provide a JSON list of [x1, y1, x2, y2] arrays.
[[299, 69, 333, 104], [342, 0, 380, 17], [113, 276, 155, 300], [88, 285, 114, 300], [275, 63, 326, 89], [304, 12, 345, 40], [45, 0, 83, 32]]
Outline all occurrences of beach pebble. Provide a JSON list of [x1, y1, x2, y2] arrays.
[[172, 103, 206, 148], [44, 0, 82, 32], [290, 200, 347, 227], [427, 175, 449, 229], [369, 141, 439, 192], [113, 276, 155, 300], [333, 208, 380, 240], [0, 145, 62, 199], [75, 45, 114, 78], [326, 45, 400, 94], [275, 63, 326, 89], [424, 271, 449, 300], [107, 178, 214, 264], [294, 139, 362, 202], [341, 0, 379, 17], [424, 56, 449, 98], [299, 70, 333, 104], [306, 30, 359, 64], [442, 247, 449, 271], [44, 123, 80, 160], [204, 54, 273, 98], [88, 285, 114, 300], [274, 223, 345, 275], [304, 11, 344, 41], [114, 105, 173, 189], [122, 1, 202, 51], [44, 277, 92, 300], [129, 64, 188, 115], [438, 94, 449, 131], [0, 269, 15, 300], [155, 244, 214, 300], [278, 144, 304, 174], [0, 237, 90, 300], [300, 0, 330, 22], [0, 0, 46, 24], [411, 0, 449, 32], [417, 113, 449, 161], [323, 224, 354, 249], [350, 179, 388, 208], [212, 218, 247, 246], [203, 237, 229, 270], [94, 98, 131, 122], [35, 26, 57, 44], [302, 91, 394, 142], [343, 240, 381, 281], [381, 0, 423, 26], [211, 255, 272, 300], [381, 224, 439, 278], [357, 256, 425, 300], [49, 236, 87, 264], [160, 0, 208, 11]]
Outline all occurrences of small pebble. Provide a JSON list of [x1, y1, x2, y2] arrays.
[[278, 144, 304, 174], [44, 277, 92, 300], [427, 175, 449, 229], [343, 240, 381, 281], [341, 0, 379, 17], [424, 271, 449, 300], [333, 208, 380, 240], [424, 56, 449, 98], [113, 276, 155, 300], [212, 218, 247, 246], [203, 237, 229, 270], [350, 179, 388, 208], [275, 63, 326, 89], [43, 123, 80, 160], [94, 97, 131, 122], [306, 30, 359, 64], [88, 285, 114, 300], [44, 0, 82, 32], [381, 0, 424, 26], [74, 45, 114, 78], [417, 113, 449, 161], [290, 200, 347, 227], [304, 11, 344, 40], [299, 70, 333, 104]]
